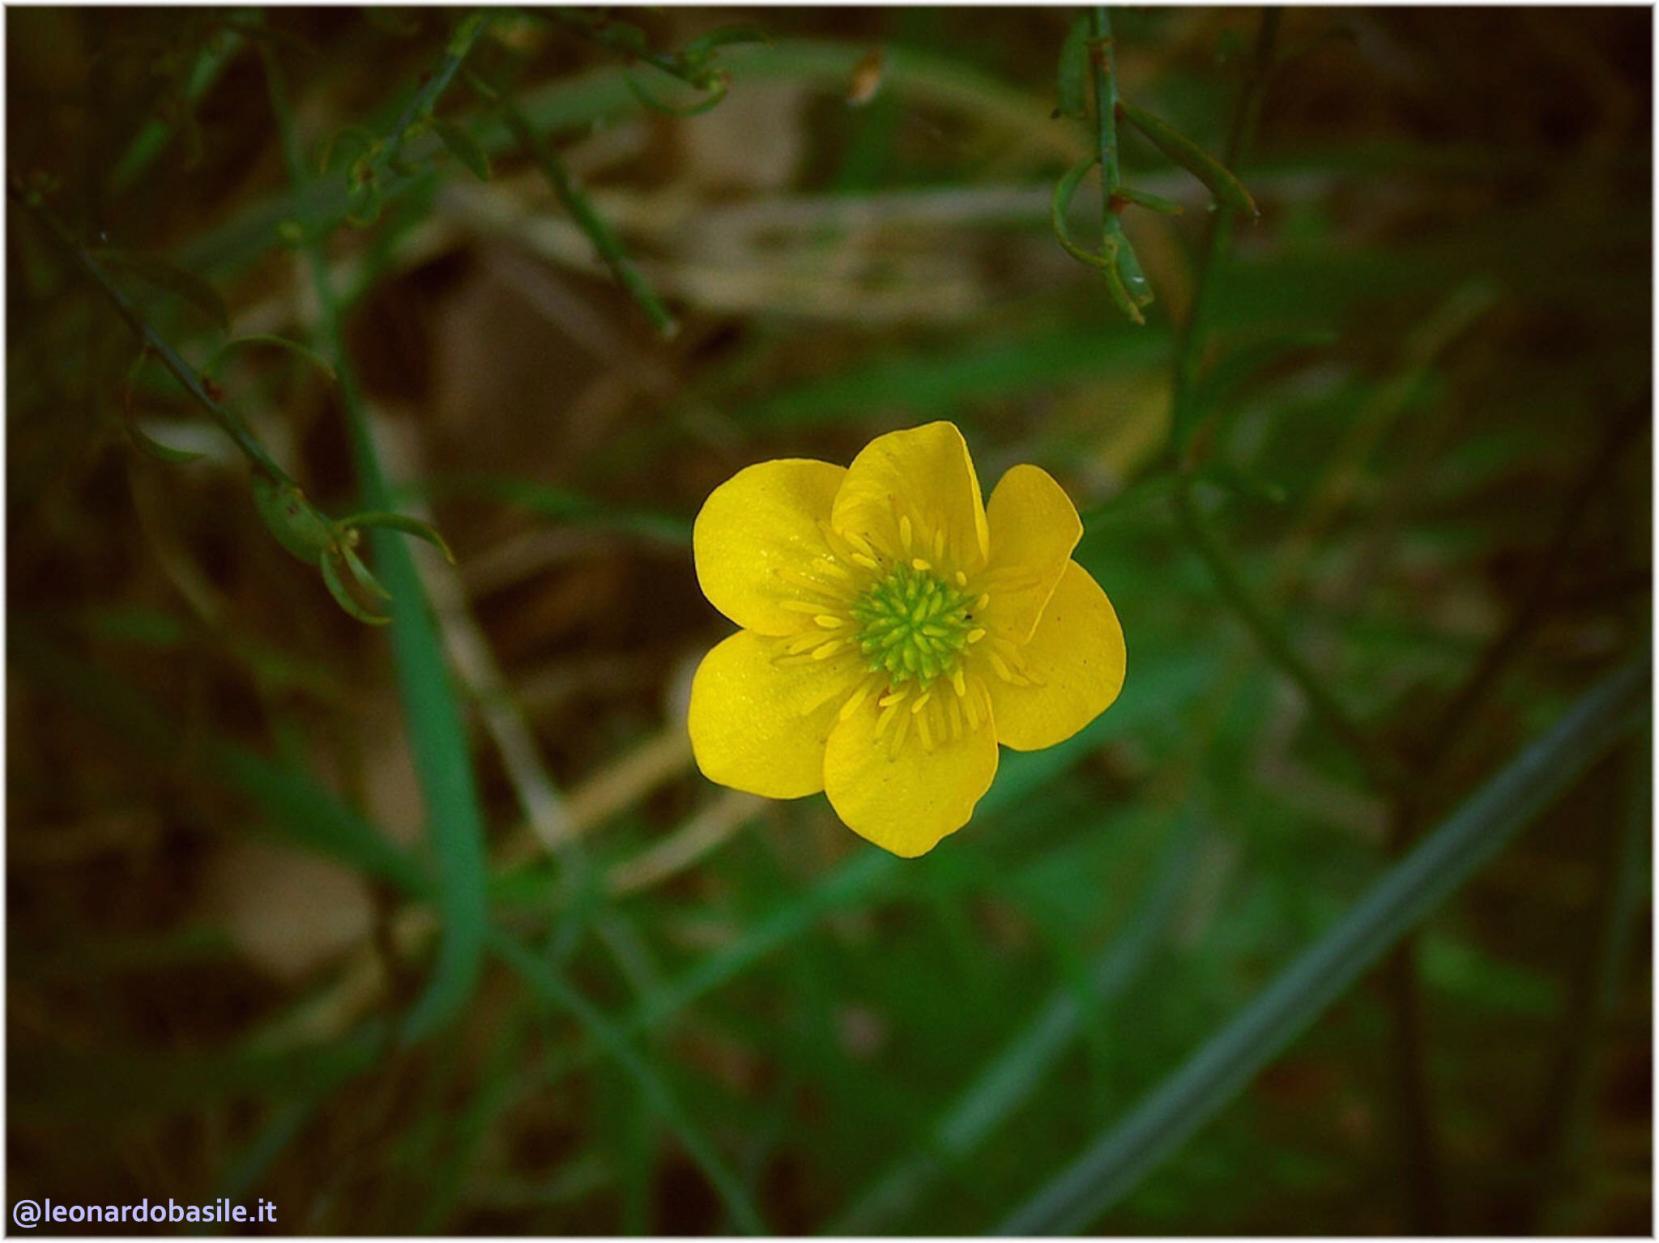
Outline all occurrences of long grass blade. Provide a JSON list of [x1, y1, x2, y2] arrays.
[[489, 930, 769, 1235], [995, 658, 1647, 1235], [264, 42, 491, 1046], [833, 812, 1199, 1232]]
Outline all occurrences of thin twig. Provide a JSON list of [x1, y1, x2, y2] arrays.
[[1170, 9, 1280, 456], [10, 186, 295, 486], [479, 77, 680, 338], [1172, 482, 1402, 790], [382, 13, 493, 171], [1378, 404, 1643, 1229]]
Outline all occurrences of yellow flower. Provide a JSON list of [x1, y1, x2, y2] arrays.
[[687, 421, 1126, 857]]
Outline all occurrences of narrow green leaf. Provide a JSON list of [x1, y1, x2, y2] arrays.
[[1199, 460, 1287, 506], [218, 747, 432, 895], [96, 249, 230, 332], [1189, 328, 1338, 427], [491, 930, 769, 1235], [416, 474, 690, 545], [1050, 158, 1101, 266], [317, 125, 380, 176], [683, 24, 771, 61], [1105, 214, 1153, 309], [433, 119, 492, 180], [1051, 160, 1144, 324], [125, 417, 204, 464], [1055, 14, 1091, 120], [1119, 100, 1258, 218], [1114, 184, 1184, 215], [321, 544, 391, 625], [624, 69, 728, 117], [338, 540, 394, 602], [996, 659, 1647, 1235], [341, 510, 457, 564], [836, 816, 1198, 1233], [11, 631, 433, 896], [210, 333, 338, 384], [266, 27, 492, 1046]]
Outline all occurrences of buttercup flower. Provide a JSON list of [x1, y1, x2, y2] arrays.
[[688, 421, 1126, 857]]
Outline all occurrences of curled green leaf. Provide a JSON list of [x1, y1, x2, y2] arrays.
[[125, 418, 204, 464], [683, 24, 771, 63], [1105, 216, 1154, 310], [1113, 185, 1184, 216], [1055, 14, 1091, 121], [624, 69, 728, 117], [340, 510, 457, 565], [1050, 159, 1146, 325], [1118, 101, 1258, 218], [338, 539, 393, 603], [209, 333, 338, 385], [119, 351, 205, 463], [317, 125, 380, 176], [321, 544, 391, 625], [95, 249, 229, 333], [252, 475, 335, 563]]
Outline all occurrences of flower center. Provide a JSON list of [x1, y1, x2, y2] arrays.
[[850, 563, 975, 686]]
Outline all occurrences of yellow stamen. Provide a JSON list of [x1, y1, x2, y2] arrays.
[[915, 707, 934, 751], [839, 680, 874, 721], [874, 701, 899, 739]]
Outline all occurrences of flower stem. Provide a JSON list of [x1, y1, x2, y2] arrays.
[[1088, 8, 1121, 204]]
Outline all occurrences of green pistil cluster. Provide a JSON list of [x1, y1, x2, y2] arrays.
[[851, 563, 974, 685]]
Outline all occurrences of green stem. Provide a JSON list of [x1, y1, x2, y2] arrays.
[[995, 658, 1647, 1234], [382, 13, 492, 170], [1088, 8, 1120, 200], [484, 78, 680, 338], [1170, 8, 1280, 455], [1172, 481, 1400, 790], [1085, 6, 1149, 321], [262, 35, 489, 1044], [10, 186, 295, 486], [544, 7, 717, 91]]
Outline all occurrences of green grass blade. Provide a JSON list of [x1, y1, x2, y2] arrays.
[[10, 631, 433, 896], [995, 658, 1647, 1235], [489, 930, 769, 1235], [834, 814, 1199, 1232], [265, 44, 491, 1046]]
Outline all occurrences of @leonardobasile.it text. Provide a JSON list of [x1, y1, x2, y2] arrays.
[[11, 1196, 277, 1229]]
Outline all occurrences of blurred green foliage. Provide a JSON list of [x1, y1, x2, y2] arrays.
[[7, 6, 1651, 1235]]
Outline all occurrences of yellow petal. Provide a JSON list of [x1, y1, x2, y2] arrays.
[[982, 463, 1082, 641], [689, 631, 862, 798], [693, 459, 847, 635], [823, 687, 999, 857], [987, 560, 1125, 752], [830, 422, 990, 573]]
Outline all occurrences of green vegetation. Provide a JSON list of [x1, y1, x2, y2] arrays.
[[7, 7, 1650, 1234]]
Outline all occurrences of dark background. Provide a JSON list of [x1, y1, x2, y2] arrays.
[[8, 6, 1652, 1234]]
